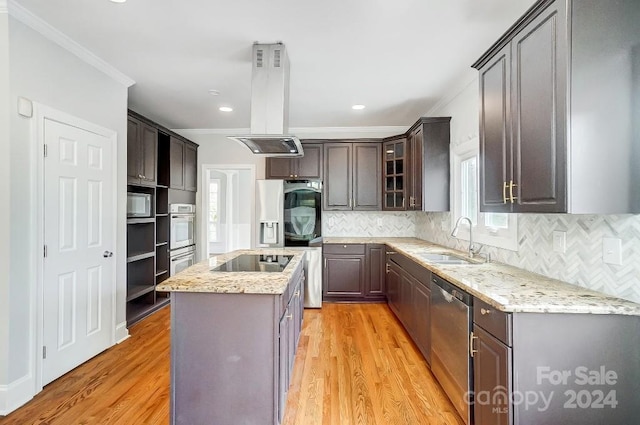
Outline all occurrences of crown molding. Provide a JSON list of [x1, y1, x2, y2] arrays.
[[426, 71, 477, 116], [7, 0, 134, 87], [173, 126, 409, 139]]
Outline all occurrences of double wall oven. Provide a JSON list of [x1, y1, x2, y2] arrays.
[[170, 204, 196, 275]]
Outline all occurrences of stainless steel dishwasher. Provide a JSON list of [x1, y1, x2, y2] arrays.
[[430, 274, 473, 425]]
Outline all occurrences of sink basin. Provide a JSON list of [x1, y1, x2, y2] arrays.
[[418, 253, 477, 265]]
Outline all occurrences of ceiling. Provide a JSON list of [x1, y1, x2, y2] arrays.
[[13, 0, 537, 131]]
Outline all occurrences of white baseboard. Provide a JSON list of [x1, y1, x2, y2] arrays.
[[0, 374, 34, 416], [115, 321, 129, 344]]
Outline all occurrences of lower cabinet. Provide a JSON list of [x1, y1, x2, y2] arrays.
[[471, 298, 640, 424], [473, 323, 512, 425], [412, 276, 431, 364], [323, 243, 386, 302], [385, 251, 432, 365]]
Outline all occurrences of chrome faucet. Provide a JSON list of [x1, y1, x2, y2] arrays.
[[451, 216, 478, 258]]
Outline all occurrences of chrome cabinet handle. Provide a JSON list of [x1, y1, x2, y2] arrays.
[[103, 251, 113, 258], [481, 308, 492, 315], [469, 332, 478, 357], [386, 251, 397, 255]]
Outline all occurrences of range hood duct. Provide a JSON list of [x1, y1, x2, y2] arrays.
[[229, 43, 303, 157]]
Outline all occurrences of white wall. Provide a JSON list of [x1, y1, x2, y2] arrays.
[[0, 5, 11, 389], [176, 132, 265, 260], [1, 15, 128, 410]]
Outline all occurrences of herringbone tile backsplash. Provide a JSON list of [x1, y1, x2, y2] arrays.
[[415, 212, 640, 304], [322, 211, 415, 237]]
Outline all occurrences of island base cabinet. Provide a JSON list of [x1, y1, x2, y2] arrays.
[[170, 270, 303, 425]]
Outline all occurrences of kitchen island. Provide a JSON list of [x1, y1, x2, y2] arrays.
[[156, 249, 306, 425]]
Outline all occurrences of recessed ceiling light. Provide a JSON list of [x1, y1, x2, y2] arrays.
[[208, 89, 220, 96], [219, 106, 233, 112], [352, 104, 366, 110], [109, 0, 127, 3]]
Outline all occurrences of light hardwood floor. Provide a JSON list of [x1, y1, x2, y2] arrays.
[[0, 303, 463, 425]]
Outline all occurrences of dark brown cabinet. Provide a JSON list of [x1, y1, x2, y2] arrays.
[[324, 142, 381, 211], [382, 137, 406, 210], [126, 110, 198, 325], [323, 243, 387, 302], [475, 0, 567, 213], [473, 324, 512, 425], [385, 251, 432, 365], [383, 118, 450, 212], [169, 136, 198, 192], [184, 143, 197, 191], [127, 116, 157, 186], [386, 260, 401, 315], [412, 276, 431, 364], [365, 244, 386, 300], [323, 244, 365, 300], [266, 143, 323, 180]]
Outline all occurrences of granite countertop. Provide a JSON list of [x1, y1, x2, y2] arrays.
[[156, 249, 305, 295], [323, 237, 640, 316]]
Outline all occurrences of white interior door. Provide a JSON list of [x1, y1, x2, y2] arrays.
[[42, 118, 114, 385]]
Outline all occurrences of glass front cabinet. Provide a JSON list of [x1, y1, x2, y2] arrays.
[[383, 137, 406, 210]]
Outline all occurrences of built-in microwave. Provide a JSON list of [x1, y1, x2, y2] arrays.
[[127, 192, 152, 218]]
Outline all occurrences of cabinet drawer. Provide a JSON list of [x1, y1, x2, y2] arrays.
[[474, 298, 512, 346], [323, 243, 365, 255]]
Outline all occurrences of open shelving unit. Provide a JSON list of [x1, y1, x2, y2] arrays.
[[125, 125, 172, 326]]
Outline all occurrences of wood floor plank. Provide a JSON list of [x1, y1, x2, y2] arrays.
[[1, 302, 463, 425]]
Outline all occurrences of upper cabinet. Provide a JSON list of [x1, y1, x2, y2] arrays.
[[382, 137, 406, 210], [383, 118, 451, 212], [127, 116, 157, 186], [323, 142, 381, 211], [265, 143, 323, 180], [169, 136, 198, 192], [474, 0, 640, 213]]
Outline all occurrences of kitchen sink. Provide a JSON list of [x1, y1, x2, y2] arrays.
[[417, 253, 477, 265]]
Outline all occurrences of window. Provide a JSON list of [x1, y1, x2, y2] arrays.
[[209, 180, 221, 243], [452, 139, 518, 251]]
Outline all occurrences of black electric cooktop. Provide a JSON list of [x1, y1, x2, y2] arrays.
[[212, 254, 293, 272]]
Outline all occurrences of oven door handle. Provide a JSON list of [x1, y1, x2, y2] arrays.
[[171, 254, 195, 262]]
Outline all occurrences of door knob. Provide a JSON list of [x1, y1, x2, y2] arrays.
[[103, 251, 113, 258]]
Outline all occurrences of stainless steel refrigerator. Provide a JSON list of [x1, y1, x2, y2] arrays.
[[256, 179, 323, 308]]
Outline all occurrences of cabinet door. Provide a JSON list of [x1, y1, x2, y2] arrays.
[[353, 143, 381, 210], [386, 261, 401, 317], [169, 137, 185, 190], [412, 279, 431, 364], [383, 139, 407, 210], [278, 310, 290, 424], [510, 2, 567, 213], [297, 143, 323, 180], [140, 123, 158, 186], [323, 255, 364, 297], [399, 272, 414, 333], [365, 244, 385, 298], [473, 324, 512, 425], [323, 143, 352, 210], [184, 143, 197, 191], [127, 117, 141, 184], [266, 157, 294, 179], [409, 128, 423, 210], [479, 45, 512, 213]]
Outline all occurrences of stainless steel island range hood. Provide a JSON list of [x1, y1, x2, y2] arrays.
[[229, 43, 303, 157]]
